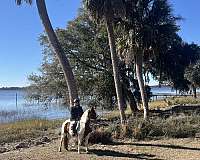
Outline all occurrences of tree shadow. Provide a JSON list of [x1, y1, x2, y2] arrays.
[[114, 142, 200, 151], [89, 149, 163, 160]]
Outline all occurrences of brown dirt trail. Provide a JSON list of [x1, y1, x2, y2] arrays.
[[1, 138, 200, 160]]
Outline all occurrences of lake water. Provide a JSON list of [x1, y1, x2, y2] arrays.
[[0, 86, 197, 123], [0, 90, 70, 123]]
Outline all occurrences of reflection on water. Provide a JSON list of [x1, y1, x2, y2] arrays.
[[0, 90, 70, 123]]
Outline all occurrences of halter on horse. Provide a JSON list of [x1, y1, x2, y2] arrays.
[[59, 107, 96, 154]]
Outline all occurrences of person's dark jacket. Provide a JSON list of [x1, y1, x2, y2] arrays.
[[70, 105, 83, 121]]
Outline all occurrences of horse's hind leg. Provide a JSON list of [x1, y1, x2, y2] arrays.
[[59, 136, 63, 152], [85, 135, 89, 153], [63, 134, 69, 151]]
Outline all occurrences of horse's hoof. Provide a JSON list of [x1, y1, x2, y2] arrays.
[[85, 148, 88, 154]]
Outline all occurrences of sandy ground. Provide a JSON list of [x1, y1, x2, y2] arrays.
[[0, 138, 200, 160]]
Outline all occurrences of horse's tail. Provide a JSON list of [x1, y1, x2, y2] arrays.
[[61, 119, 70, 150]]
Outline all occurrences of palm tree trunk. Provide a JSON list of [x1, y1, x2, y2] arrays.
[[126, 89, 139, 113], [36, 0, 78, 106], [192, 84, 197, 98], [135, 52, 149, 120], [105, 17, 126, 124]]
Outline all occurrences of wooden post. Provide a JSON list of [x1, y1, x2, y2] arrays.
[[16, 93, 18, 107]]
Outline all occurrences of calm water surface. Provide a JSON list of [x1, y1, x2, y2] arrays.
[[0, 90, 70, 123]]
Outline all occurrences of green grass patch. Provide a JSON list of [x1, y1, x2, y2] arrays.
[[0, 119, 62, 144]]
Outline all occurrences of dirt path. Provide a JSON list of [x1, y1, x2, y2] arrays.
[[0, 138, 200, 160]]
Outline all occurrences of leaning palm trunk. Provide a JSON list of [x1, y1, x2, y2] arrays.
[[36, 0, 78, 106], [105, 17, 126, 124], [135, 52, 148, 120]]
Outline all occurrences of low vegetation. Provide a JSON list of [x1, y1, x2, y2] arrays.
[[104, 113, 200, 140], [0, 119, 62, 144], [1, 97, 200, 146], [102, 97, 200, 120], [150, 97, 200, 109]]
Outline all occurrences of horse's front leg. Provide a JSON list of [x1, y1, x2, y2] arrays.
[[85, 133, 91, 154], [85, 131, 94, 153], [78, 134, 81, 154]]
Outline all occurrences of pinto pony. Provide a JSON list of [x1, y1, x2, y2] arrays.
[[59, 107, 96, 154]]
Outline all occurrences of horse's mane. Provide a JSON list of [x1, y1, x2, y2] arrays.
[[80, 109, 90, 123]]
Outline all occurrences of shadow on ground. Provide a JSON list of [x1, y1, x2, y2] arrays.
[[90, 149, 163, 160], [114, 142, 200, 151]]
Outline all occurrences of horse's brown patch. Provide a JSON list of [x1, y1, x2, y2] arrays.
[[63, 122, 70, 150], [64, 122, 70, 134]]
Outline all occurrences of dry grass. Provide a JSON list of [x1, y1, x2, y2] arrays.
[[149, 100, 168, 109], [105, 114, 200, 140], [149, 97, 200, 109], [0, 119, 62, 144]]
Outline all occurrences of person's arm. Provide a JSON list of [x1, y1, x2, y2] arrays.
[[80, 107, 84, 117]]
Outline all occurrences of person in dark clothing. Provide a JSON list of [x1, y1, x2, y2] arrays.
[[70, 98, 83, 120], [70, 98, 83, 136]]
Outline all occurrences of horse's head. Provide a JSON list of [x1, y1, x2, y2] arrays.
[[88, 107, 97, 120]]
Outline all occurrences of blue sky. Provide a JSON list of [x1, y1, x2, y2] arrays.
[[0, 0, 199, 87]]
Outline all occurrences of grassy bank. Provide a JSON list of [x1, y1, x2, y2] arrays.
[[1, 97, 200, 145], [100, 97, 200, 141], [0, 119, 62, 144], [103, 97, 200, 120], [150, 96, 200, 109]]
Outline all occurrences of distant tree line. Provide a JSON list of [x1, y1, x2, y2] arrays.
[[0, 87, 25, 90]]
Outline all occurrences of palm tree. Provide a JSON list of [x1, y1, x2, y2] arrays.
[[16, 0, 78, 106], [123, 0, 180, 119], [84, 0, 126, 124]]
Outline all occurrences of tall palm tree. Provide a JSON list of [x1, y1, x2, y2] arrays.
[[84, 0, 126, 124], [123, 0, 180, 119], [16, 0, 78, 106]]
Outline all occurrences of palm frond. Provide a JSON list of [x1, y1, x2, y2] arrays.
[[16, 0, 32, 5], [84, 0, 126, 23]]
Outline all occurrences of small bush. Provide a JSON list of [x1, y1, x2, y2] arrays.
[[88, 128, 112, 144], [106, 124, 121, 139], [162, 116, 198, 138]]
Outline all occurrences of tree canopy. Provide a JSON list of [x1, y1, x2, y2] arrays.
[[27, 3, 200, 114]]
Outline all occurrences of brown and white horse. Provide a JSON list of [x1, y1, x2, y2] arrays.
[[59, 107, 96, 154]]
